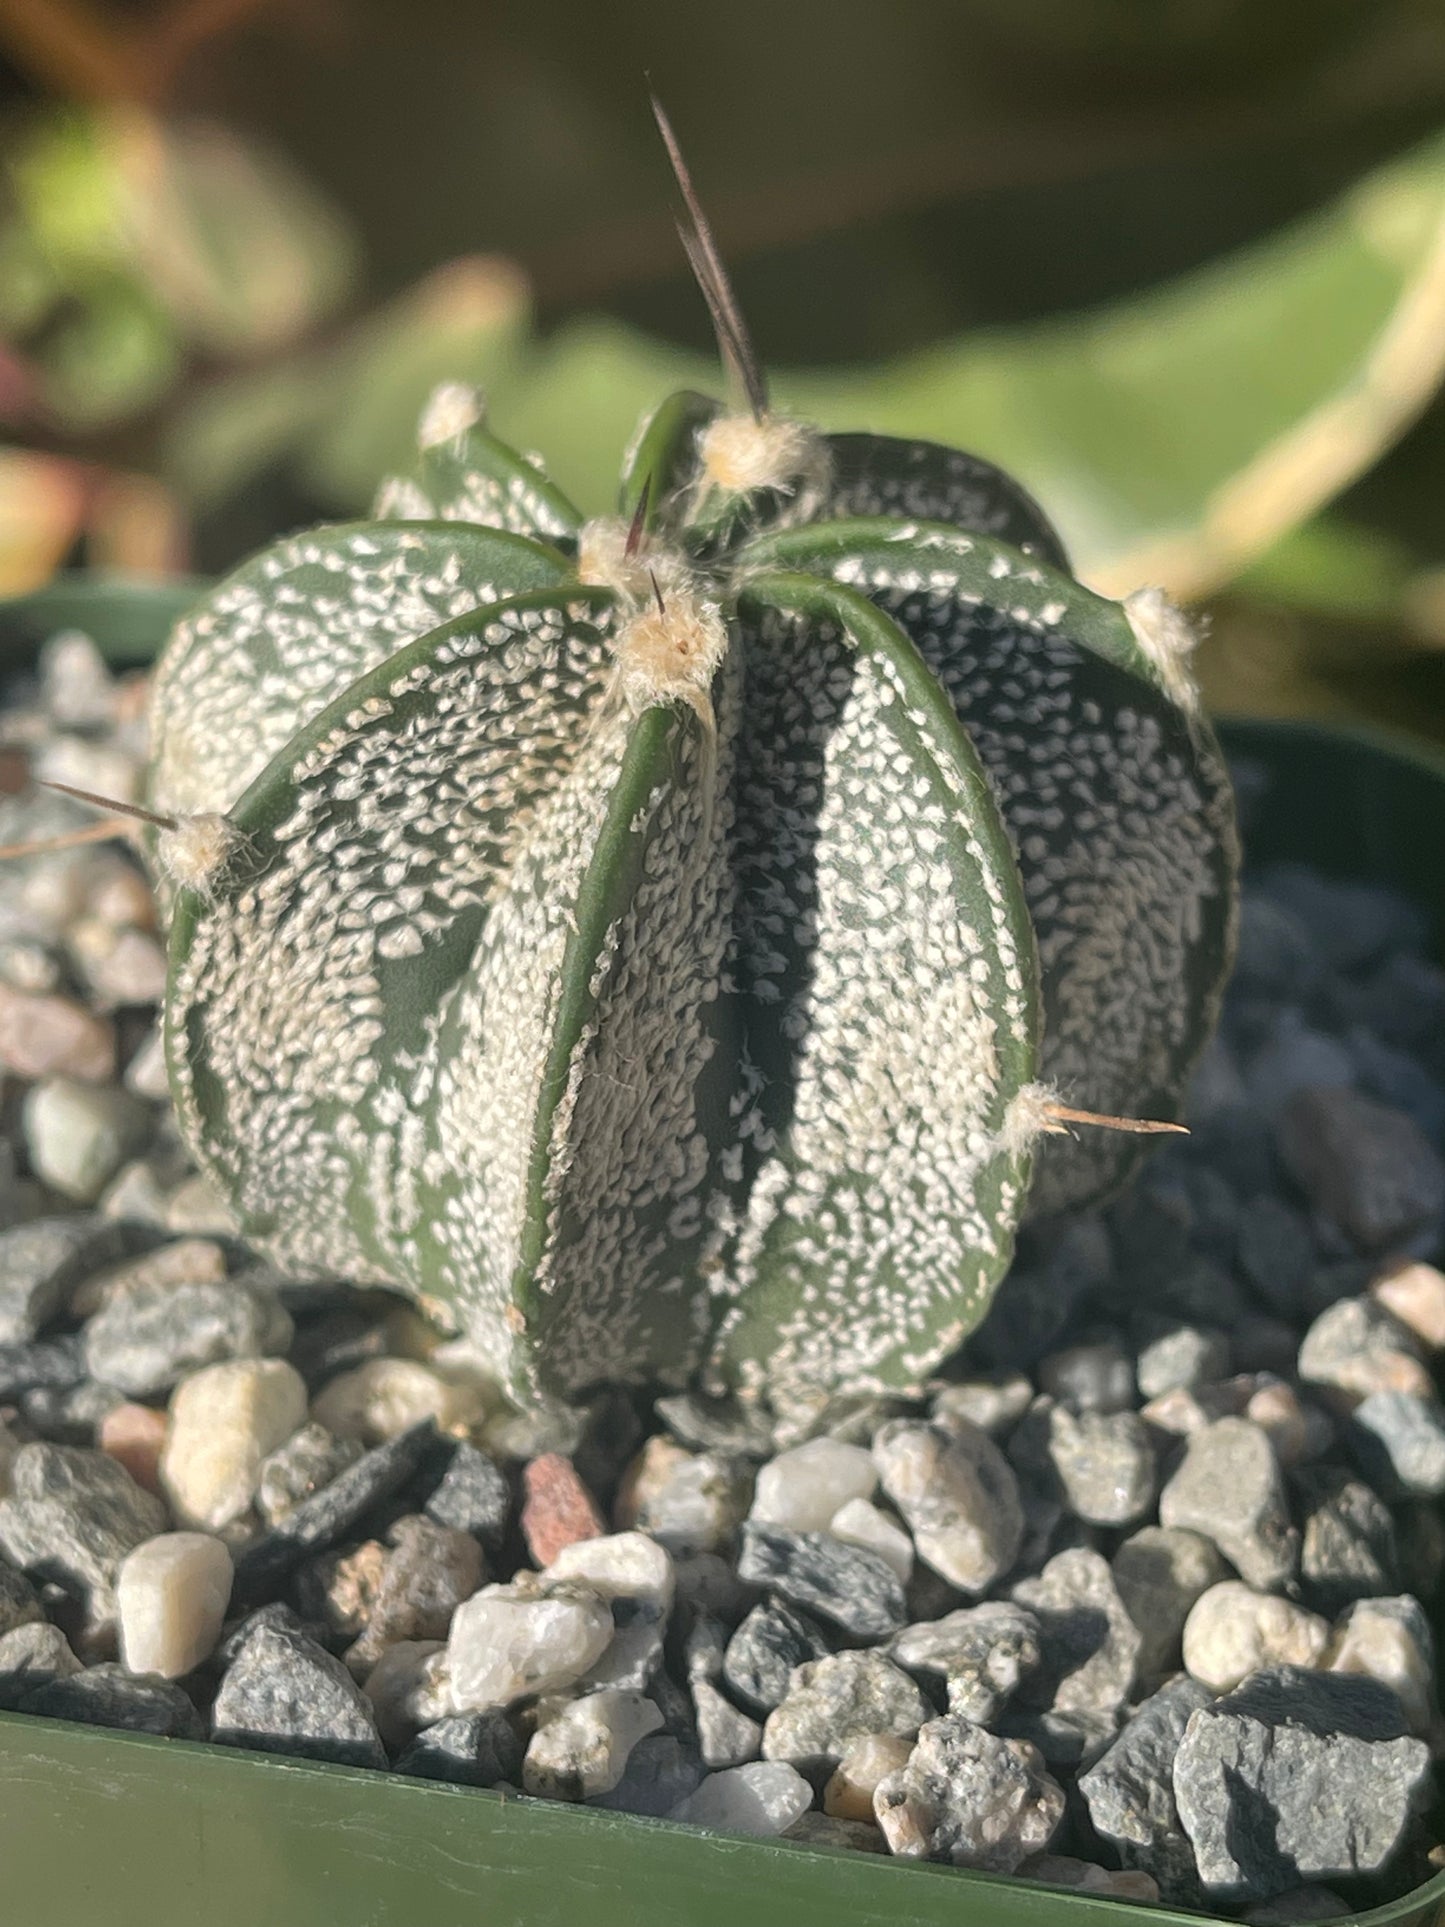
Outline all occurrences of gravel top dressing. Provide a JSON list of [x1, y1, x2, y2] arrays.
[[0, 633, 1442, 1919]]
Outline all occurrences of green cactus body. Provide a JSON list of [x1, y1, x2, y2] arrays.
[[149, 385, 1237, 1429]]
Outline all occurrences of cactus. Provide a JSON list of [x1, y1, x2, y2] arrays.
[[131, 122, 1237, 1434]]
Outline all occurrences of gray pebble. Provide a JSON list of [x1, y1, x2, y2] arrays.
[[1174, 1666, 1431, 1899], [1348, 1392, 1445, 1498], [693, 1677, 762, 1768], [1038, 1341, 1135, 1414], [0, 1215, 139, 1344], [589, 1733, 705, 1815], [255, 1423, 363, 1527], [346, 1514, 485, 1675], [423, 1441, 510, 1548], [20, 1661, 202, 1738], [83, 1276, 292, 1398], [1246, 1888, 1352, 1924], [783, 1811, 886, 1852], [1158, 1418, 1298, 1590], [19, 1377, 124, 1444], [1134, 1321, 1231, 1398], [231, 1421, 442, 1604], [0, 1441, 165, 1634], [0, 1619, 81, 1707], [1046, 1405, 1156, 1527], [1260, 865, 1425, 971], [1111, 1526, 1230, 1681], [1394, 1500, 1445, 1603], [1276, 1087, 1445, 1254], [1007, 1549, 1141, 1763], [1245, 1018, 1355, 1119], [736, 1523, 905, 1642], [890, 1601, 1042, 1724], [654, 1391, 775, 1458], [761, 1650, 932, 1771], [1298, 1297, 1429, 1402], [673, 1551, 755, 1628], [0, 1558, 42, 1636], [1294, 1465, 1398, 1616], [620, 1437, 751, 1554], [683, 1612, 728, 1683], [214, 1602, 319, 1667], [1231, 895, 1319, 998], [971, 1216, 1111, 1369], [723, 1598, 832, 1715], [0, 1333, 86, 1402], [394, 1711, 523, 1787], [1078, 1676, 1213, 1904], [873, 1419, 1023, 1595], [873, 1715, 1065, 1870], [931, 1374, 1033, 1438], [1236, 1195, 1317, 1320], [212, 1620, 387, 1768], [23, 1077, 152, 1205]]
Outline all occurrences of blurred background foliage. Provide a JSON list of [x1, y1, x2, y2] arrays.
[[2, 0, 1445, 739]]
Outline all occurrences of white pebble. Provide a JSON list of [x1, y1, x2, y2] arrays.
[[828, 1498, 913, 1584], [123, 1026, 171, 1101], [1182, 1581, 1330, 1693], [161, 1358, 308, 1531], [750, 1438, 877, 1532], [546, 1531, 674, 1611], [0, 1415, 17, 1496], [116, 1532, 233, 1678], [163, 1174, 239, 1236], [523, 1688, 664, 1799], [311, 1357, 488, 1445], [670, 1760, 814, 1836], [873, 1419, 1023, 1594], [447, 1581, 613, 1712], [1371, 1264, 1445, 1351], [362, 1639, 450, 1749], [1327, 1596, 1436, 1735], [22, 1076, 151, 1203]]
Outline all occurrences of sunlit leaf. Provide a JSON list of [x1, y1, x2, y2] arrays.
[[299, 256, 532, 507], [111, 114, 358, 356], [475, 131, 1445, 599]]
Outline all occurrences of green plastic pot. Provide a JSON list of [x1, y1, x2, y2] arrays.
[[0, 594, 1442, 1927]]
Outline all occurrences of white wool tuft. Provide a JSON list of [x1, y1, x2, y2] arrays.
[[699, 413, 824, 498], [416, 382, 485, 451], [613, 593, 728, 715], [1124, 587, 1202, 715], [998, 1082, 1066, 1159], [158, 813, 243, 898]]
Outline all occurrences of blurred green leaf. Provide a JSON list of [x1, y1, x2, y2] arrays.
[[43, 277, 179, 428], [468, 129, 1445, 597], [0, 570, 206, 664], [115, 116, 358, 358], [299, 256, 531, 506], [1228, 515, 1419, 624]]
